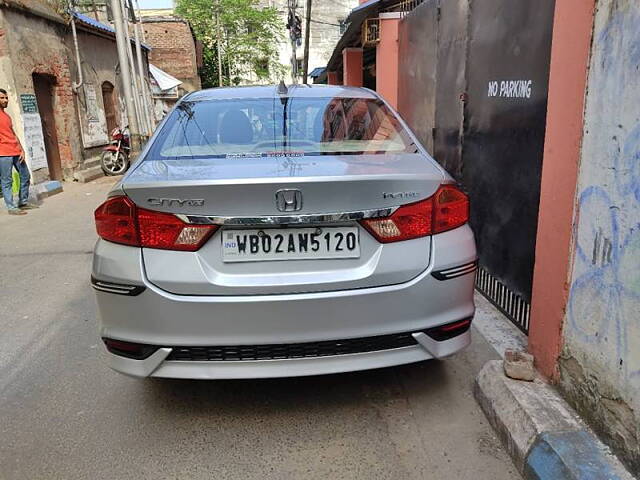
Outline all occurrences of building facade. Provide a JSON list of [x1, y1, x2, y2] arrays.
[[0, 0, 153, 184], [139, 9, 202, 95]]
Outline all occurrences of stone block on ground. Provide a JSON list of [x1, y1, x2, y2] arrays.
[[504, 349, 536, 381]]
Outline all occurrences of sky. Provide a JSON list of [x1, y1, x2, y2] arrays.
[[138, 0, 173, 9]]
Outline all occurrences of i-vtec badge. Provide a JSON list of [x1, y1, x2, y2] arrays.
[[147, 198, 205, 207], [383, 191, 419, 199]]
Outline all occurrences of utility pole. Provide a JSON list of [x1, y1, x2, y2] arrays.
[[121, 0, 145, 138], [134, 0, 154, 130], [302, 0, 311, 84], [129, 0, 153, 137], [216, 0, 223, 86], [110, 0, 142, 153], [287, 0, 299, 83]]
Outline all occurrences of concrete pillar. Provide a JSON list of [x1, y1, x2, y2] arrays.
[[327, 71, 340, 85], [528, 0, 596, 379], [342, 48, 363, 87], [376, 14, 400, 108]]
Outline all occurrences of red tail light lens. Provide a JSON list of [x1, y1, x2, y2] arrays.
[[432, 185, 470, 234], [95, 196, 139, 246], [360, 184, 469, 243], [361, 197, 433, 243], [137, 207, 216, 251], [94, 197, 217, 251]]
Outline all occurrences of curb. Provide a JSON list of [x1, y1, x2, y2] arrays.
[[73, 166, 104, 183], [34, 180, 63, 200], [474, 360, 636, 479]]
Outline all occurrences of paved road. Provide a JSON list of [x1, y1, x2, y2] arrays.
[[0, 178, 519, 480]]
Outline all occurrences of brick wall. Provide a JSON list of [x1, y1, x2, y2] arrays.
[[2, 9, 83, 180], [142, 18, 201, 91]]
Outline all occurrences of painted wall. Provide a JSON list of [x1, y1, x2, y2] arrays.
[[560, 0, 640, 471], [73, 30, 119, 149], [375, 16, 400, 109], [70, 29, 149, 157]]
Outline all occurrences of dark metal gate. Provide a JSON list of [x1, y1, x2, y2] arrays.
[[398, 0, 555, 333], [462, 0, 554, 333]]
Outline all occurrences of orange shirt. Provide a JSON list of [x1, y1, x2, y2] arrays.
[[0, 110, 22, 157]]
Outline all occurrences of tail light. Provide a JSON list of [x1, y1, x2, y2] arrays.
[[94, 196, 138, 246], [95, 196, 217, 251], [137, 207, 216, 251], [361, 184, 469, 243]]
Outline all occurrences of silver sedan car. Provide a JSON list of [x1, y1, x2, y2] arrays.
[[92, 85, 477, 379]]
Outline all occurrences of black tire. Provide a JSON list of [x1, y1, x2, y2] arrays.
[[101, 151, 129, 176]]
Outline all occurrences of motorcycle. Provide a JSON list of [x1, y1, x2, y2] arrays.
[[101, 126, 130, 176]]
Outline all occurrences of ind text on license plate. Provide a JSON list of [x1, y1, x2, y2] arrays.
[[222, 227, 360, 262]]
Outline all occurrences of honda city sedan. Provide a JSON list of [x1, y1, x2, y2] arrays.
[[91, 84, 477, 379]]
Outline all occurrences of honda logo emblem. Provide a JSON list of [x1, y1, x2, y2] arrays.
[[275, 189, 303, 212]]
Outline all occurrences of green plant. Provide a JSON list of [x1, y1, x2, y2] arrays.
[[176, 0, 286, 87]]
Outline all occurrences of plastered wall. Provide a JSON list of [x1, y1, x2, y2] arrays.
[[561, 0, 640, 471]]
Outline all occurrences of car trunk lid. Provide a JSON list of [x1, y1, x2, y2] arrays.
[[123, 153, 443, 295]]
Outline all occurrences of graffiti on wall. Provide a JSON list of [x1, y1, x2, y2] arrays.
[[566, 0, 640, 407]]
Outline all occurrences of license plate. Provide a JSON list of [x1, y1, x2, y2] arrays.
[[222, 227, 360, 263]]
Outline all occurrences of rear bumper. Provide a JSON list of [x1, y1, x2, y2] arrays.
[[93, 226, 476, 378], [104, 331, 471, 379]]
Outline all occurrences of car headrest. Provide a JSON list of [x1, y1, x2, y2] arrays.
[[219, 109, 253, 144]]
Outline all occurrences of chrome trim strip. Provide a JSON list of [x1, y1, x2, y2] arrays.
[[441, 263, 477, 275], [440, 261, 478, 274], [175, 207, 399, 226], [431, 261, 478, 281], [91, 277, 146, 296]]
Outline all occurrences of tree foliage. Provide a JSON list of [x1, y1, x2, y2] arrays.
[[176, 0, 287, 87]]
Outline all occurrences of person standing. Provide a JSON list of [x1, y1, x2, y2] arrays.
[[0, 88, 36, 215]]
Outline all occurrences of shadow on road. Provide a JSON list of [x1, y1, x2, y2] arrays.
[[140, 360, 450, 414]]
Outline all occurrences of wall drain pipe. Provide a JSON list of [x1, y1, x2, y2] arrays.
[[69, 8, 84, 91]]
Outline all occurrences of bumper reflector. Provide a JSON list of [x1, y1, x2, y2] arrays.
[[425, 318, 472, 341], [102, 338, 159, 360]]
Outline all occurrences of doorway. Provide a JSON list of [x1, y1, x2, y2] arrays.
[[101, 81, 117, 135], [32, 74, 63, 181]]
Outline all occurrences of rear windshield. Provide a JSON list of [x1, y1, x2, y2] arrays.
[[146, 97, 416, 160]]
